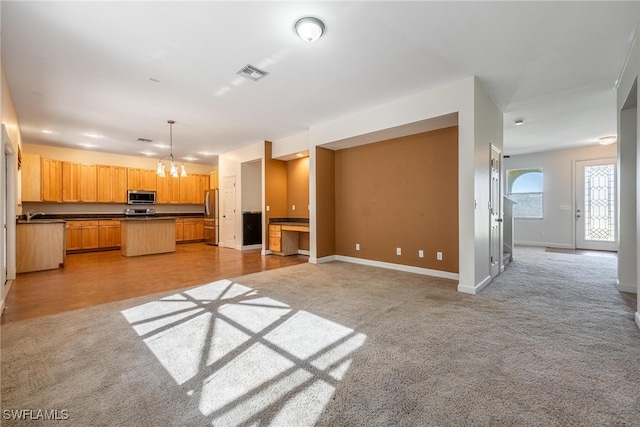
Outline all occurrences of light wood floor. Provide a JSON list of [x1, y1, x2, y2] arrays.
[[1, 243, 308, 323]]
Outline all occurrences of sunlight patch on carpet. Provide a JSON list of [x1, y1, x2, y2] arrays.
[[121, 279, 366, 426]]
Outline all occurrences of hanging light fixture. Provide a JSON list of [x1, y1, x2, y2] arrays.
[[156, 120, 187, 178]]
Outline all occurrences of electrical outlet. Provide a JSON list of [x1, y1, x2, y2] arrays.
[[292, 205, 296, 211], [437, 252, 443, 261], [396, 247, 402, 256], [266, 205, 270, 212], [356, 243, 360, 251], [418, 250, 424, 258]]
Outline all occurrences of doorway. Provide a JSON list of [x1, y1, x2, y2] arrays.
[[575, 158, 617, 251]]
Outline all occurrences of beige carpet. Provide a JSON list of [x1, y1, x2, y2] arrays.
[[1, 246, 638, 426]]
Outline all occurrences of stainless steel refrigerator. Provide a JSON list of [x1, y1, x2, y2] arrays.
[[204, 189, 219, 245]]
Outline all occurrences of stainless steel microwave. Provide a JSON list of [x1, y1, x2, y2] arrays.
[[127, 190, 156, 204]]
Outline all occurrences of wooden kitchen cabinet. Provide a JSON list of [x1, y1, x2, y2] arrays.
[[79, 164, 98, 202], [183, 218, 204, 241], [66, 220, 99, 251], [175, 218, 184, 242], [178, 174, 209, 204], [269, 224, 282, 253], [63, 162, 97, 202], [43, 158, 63, 202], [175, 217, 204, 242], [62, 162, 80, 202], [127, 168, 157, 191], [157, 174, 180, 204], [97, 165, 127, 203], [98, 220, 121, 248], [21, 153, 43, 202]]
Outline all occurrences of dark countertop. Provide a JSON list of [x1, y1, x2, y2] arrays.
[[17, 219, 67, 224], [268, 217, 309, 225], [120, 216, 178, 221], [17, 213, 204, 222]]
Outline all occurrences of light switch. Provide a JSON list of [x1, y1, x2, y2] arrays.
[[292, 205, 296, 211]]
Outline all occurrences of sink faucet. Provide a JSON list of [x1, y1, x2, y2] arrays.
[[26, 210, 46, 221]]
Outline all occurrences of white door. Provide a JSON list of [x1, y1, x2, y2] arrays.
[[575, 158, 617, 251], [222, 176, 236, 248], [489, 145, 502, 278]]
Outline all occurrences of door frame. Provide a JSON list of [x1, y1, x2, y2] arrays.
[[2, 126, 17, 311], [490, 144, 503, 278]]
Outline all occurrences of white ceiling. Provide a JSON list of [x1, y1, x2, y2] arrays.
[[2, 1, 638, 165]]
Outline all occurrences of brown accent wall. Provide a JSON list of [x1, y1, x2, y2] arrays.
[[286, 157, 309, 218], [316, 147, 336, 258], [264, 141, 287, 225], [335, 126, 459, 273]]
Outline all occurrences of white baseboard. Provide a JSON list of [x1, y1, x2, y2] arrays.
[[298, 250, 310, 256], [458, 275, 492, 295], [515, 241, 575, 249], [262, 249, 272, 255], [617, 282, 638, 294], [0, 298, 4, 313], [334, 255, 459, 281], [635, 312, 640, 331], [310, 255, 337, 264]]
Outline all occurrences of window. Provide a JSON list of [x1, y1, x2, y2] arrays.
[[507, 168, 543, 218]]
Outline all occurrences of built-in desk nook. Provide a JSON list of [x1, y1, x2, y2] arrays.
[[268, 220, 309, 256]]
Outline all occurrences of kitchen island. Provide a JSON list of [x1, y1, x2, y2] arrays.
[[16, 220, 67, 273], [120, 217, 176, 257]]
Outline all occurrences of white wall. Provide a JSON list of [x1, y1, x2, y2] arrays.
[[504, 144, 617, 248], [272, 132, 309, 159], [619, 107, 637, 294], [241, 160, 261, 212], [218, 141, 263, 250], [616, 26, 640, 329], [473, 79, 505, 289]]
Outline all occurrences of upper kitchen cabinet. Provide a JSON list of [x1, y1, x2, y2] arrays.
[[63, 162, 97, 202], [156, 174, 180, 204], [210, 171, 218, 189], [79, 164, 98, 202], [97, 165, 127, 203], [179, 174, 209, 204], [21, 153, 42, 202], [128, 168, 157, 191], [42, 158, 63, 202]]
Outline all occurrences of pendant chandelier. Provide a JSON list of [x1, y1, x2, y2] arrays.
[[156, 119, 187, 178]]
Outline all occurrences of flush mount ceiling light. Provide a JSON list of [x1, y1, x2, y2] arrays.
[[294, 16, 325, 42], [598, 135, 617, 145], [156, 120, 187, 178]]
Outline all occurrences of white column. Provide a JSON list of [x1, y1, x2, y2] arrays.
[[618, 108, 637, 294]]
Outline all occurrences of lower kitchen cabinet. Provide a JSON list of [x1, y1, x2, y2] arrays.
[[66, 220, 99, 251], [176, 217, 204, 242], [98, 220, 121, 248]]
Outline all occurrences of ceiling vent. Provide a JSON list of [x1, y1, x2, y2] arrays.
[[137, 138, 153, 143], [237, 64, 269, 81]]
